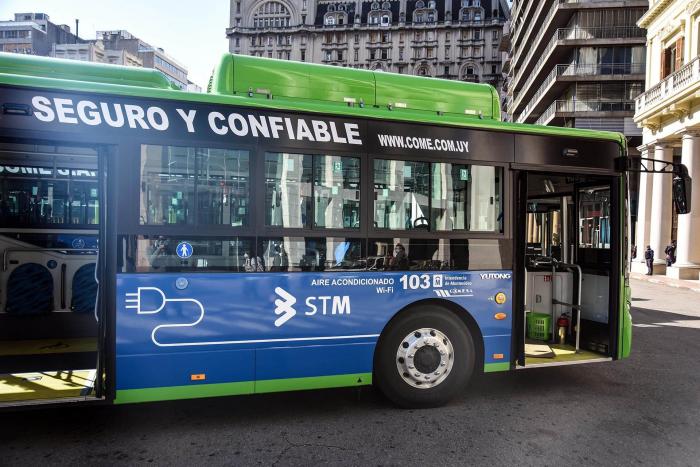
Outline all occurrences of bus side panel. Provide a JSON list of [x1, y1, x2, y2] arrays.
[[114, 271, 512, 403]]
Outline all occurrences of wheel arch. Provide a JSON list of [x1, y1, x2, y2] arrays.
[[374, 298, 485, 374]]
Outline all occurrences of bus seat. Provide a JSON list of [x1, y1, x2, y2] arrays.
[[5, 263, 54, 314], [71, 263, 97, 314]]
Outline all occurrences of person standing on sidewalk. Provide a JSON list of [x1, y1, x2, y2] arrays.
[[664, 240, 677, 267], [645, 245, 654, 275]]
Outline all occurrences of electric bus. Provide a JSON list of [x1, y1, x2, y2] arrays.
[[0, 52, 674, 408]]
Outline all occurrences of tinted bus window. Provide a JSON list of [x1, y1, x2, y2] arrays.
[[122, 235, 254, 272], [265, 153, 313, 228], [431, 163, 503, 232], [258, 237, 364, 272], [266, 152, 361, 229], [196, 148, 250, 226], [313, 155, 360, 229], [140, 145, 195, 225], [368, 238, 510, 271], [140, 145, 249, 226], [374, 159, 430, 229]]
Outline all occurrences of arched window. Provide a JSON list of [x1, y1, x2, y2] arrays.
[[368, 3, 392, 26], [416, 1, 425, 8], [372, 1, 380, 10], [252, 1, 292, 29], [413, 1, 437, 23], [415, 63, 432, 76], [328, 4, 336, 12]]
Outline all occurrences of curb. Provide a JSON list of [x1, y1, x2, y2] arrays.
[[630, 272, 700, 293]]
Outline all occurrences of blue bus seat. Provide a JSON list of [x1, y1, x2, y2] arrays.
[[71, 263, 97, 314], [5, 263, 53, 314]]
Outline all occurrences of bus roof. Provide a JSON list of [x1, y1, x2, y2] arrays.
[[0, 52, 626, 149]]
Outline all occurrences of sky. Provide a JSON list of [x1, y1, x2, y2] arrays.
[[0, 0, 230, 88]]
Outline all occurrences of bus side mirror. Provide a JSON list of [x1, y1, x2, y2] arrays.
[[673, 165, 691, 214]]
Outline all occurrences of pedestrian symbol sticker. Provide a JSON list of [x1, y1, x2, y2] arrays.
[[176, 242, 193, 259]]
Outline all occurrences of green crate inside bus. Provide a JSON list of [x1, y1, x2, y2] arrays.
[[526, 312, 552, 341]]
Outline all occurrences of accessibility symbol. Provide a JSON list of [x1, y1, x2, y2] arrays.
[[176, 241, 193, 259]]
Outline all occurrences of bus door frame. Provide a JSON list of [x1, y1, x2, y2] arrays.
[[511, 165, 623, 366]]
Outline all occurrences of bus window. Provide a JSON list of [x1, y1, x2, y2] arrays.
[[265, 153, 313, 228], [123, 236, 254, 272], [258, 237, 364, 272], [140, 145, 250, 226], [140, 145, 195, 225], [431, 163, 502, 232], [368, 238, 509, 271], [374, 159, 430, 230], [70, 181, 99, 225], [313, 155, 360, 229], [196, 148, 249, 226], [578, 187, 611, 249]]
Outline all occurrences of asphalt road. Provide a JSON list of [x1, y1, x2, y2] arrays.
[[1, 279, 699, 466]]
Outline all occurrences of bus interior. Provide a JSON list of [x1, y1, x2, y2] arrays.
[[519, 172, 617, 368], [0, 140, 102, 405]]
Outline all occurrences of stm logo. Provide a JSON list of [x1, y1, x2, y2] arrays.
[[480, 273, 512, 280], [273, 287, 297, 327]]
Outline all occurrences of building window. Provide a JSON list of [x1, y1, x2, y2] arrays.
[[236, 1, 241, 14], [381, 49, 389, 60], [662, 37, 684, 78], [492, 30, 499, 41], [354, 49, 359, 61], [252, 1, 291, 29], [491, 64, 497, 74], [301, 49, 306, 61]]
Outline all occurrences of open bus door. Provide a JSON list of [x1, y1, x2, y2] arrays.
[[514, 170, 620, 368], [0, 137, 108, 407]]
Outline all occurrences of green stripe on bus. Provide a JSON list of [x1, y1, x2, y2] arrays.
[[256, 373, 372, 394], [484, 362, 510, 373], [114, 373, 373, 404], [114, 381, 254, 404]]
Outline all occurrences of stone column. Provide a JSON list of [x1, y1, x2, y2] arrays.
[[648, 144, 673, 275], [668, 131, 700, 280], [631, 145, 654, 274]]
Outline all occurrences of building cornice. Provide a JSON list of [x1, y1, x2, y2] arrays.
[[638, 0, 674, 29]]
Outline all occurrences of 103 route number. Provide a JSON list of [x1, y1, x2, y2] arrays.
[[399, 274, 443, 290]]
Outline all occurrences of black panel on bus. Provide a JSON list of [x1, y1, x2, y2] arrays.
[[514, 134, 620, 172]]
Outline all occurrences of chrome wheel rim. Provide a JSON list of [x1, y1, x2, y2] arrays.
[[395, 328, 454, 389]]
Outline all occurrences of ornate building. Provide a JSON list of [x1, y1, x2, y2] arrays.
[[632, 0, 700, 279], [227, 0, 509, 87]]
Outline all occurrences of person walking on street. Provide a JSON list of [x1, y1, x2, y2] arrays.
[[664, 240, 677, 267], [645, 245, 654, 275]]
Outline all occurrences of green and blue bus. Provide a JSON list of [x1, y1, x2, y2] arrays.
[[0, 52, 642, 408]]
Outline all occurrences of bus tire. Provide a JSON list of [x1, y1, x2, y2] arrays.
[[374, 305, 475, 408]]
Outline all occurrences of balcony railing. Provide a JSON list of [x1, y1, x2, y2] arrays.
[[535, 99, 635, 125], [635, 56, 700, 114], [517, 62, 645, 123], [513, 26, 645, 110]]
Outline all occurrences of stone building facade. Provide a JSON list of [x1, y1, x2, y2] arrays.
[[632, 0, 700, 279], [227, 0, 509, 87]]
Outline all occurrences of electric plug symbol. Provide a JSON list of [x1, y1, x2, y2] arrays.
[[124, 287, 168, 314]]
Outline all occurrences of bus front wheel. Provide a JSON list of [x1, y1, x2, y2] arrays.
[[374, 306, 475, 408]]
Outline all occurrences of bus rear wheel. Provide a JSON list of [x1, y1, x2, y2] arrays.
[[374, 306, 475, 408]]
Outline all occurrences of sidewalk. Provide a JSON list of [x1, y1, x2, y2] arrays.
[[630, 271, 700, 293]]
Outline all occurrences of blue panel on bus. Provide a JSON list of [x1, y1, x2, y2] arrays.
[[256, 342, 375, 381], [116, 271, 512, 390]]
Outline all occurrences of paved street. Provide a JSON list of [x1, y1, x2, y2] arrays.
[[1, 278, 699, 466]]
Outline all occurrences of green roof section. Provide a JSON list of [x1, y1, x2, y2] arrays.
[[0, 51, 179, 90], [0, 52, 625, 149], [209, 53, 501, 121]]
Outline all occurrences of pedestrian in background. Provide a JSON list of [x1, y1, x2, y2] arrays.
[[645, 245, 654, 275], [664, 240, 677, 267]]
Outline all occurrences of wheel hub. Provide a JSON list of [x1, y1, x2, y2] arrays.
[[396, 328, 454, 389]]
